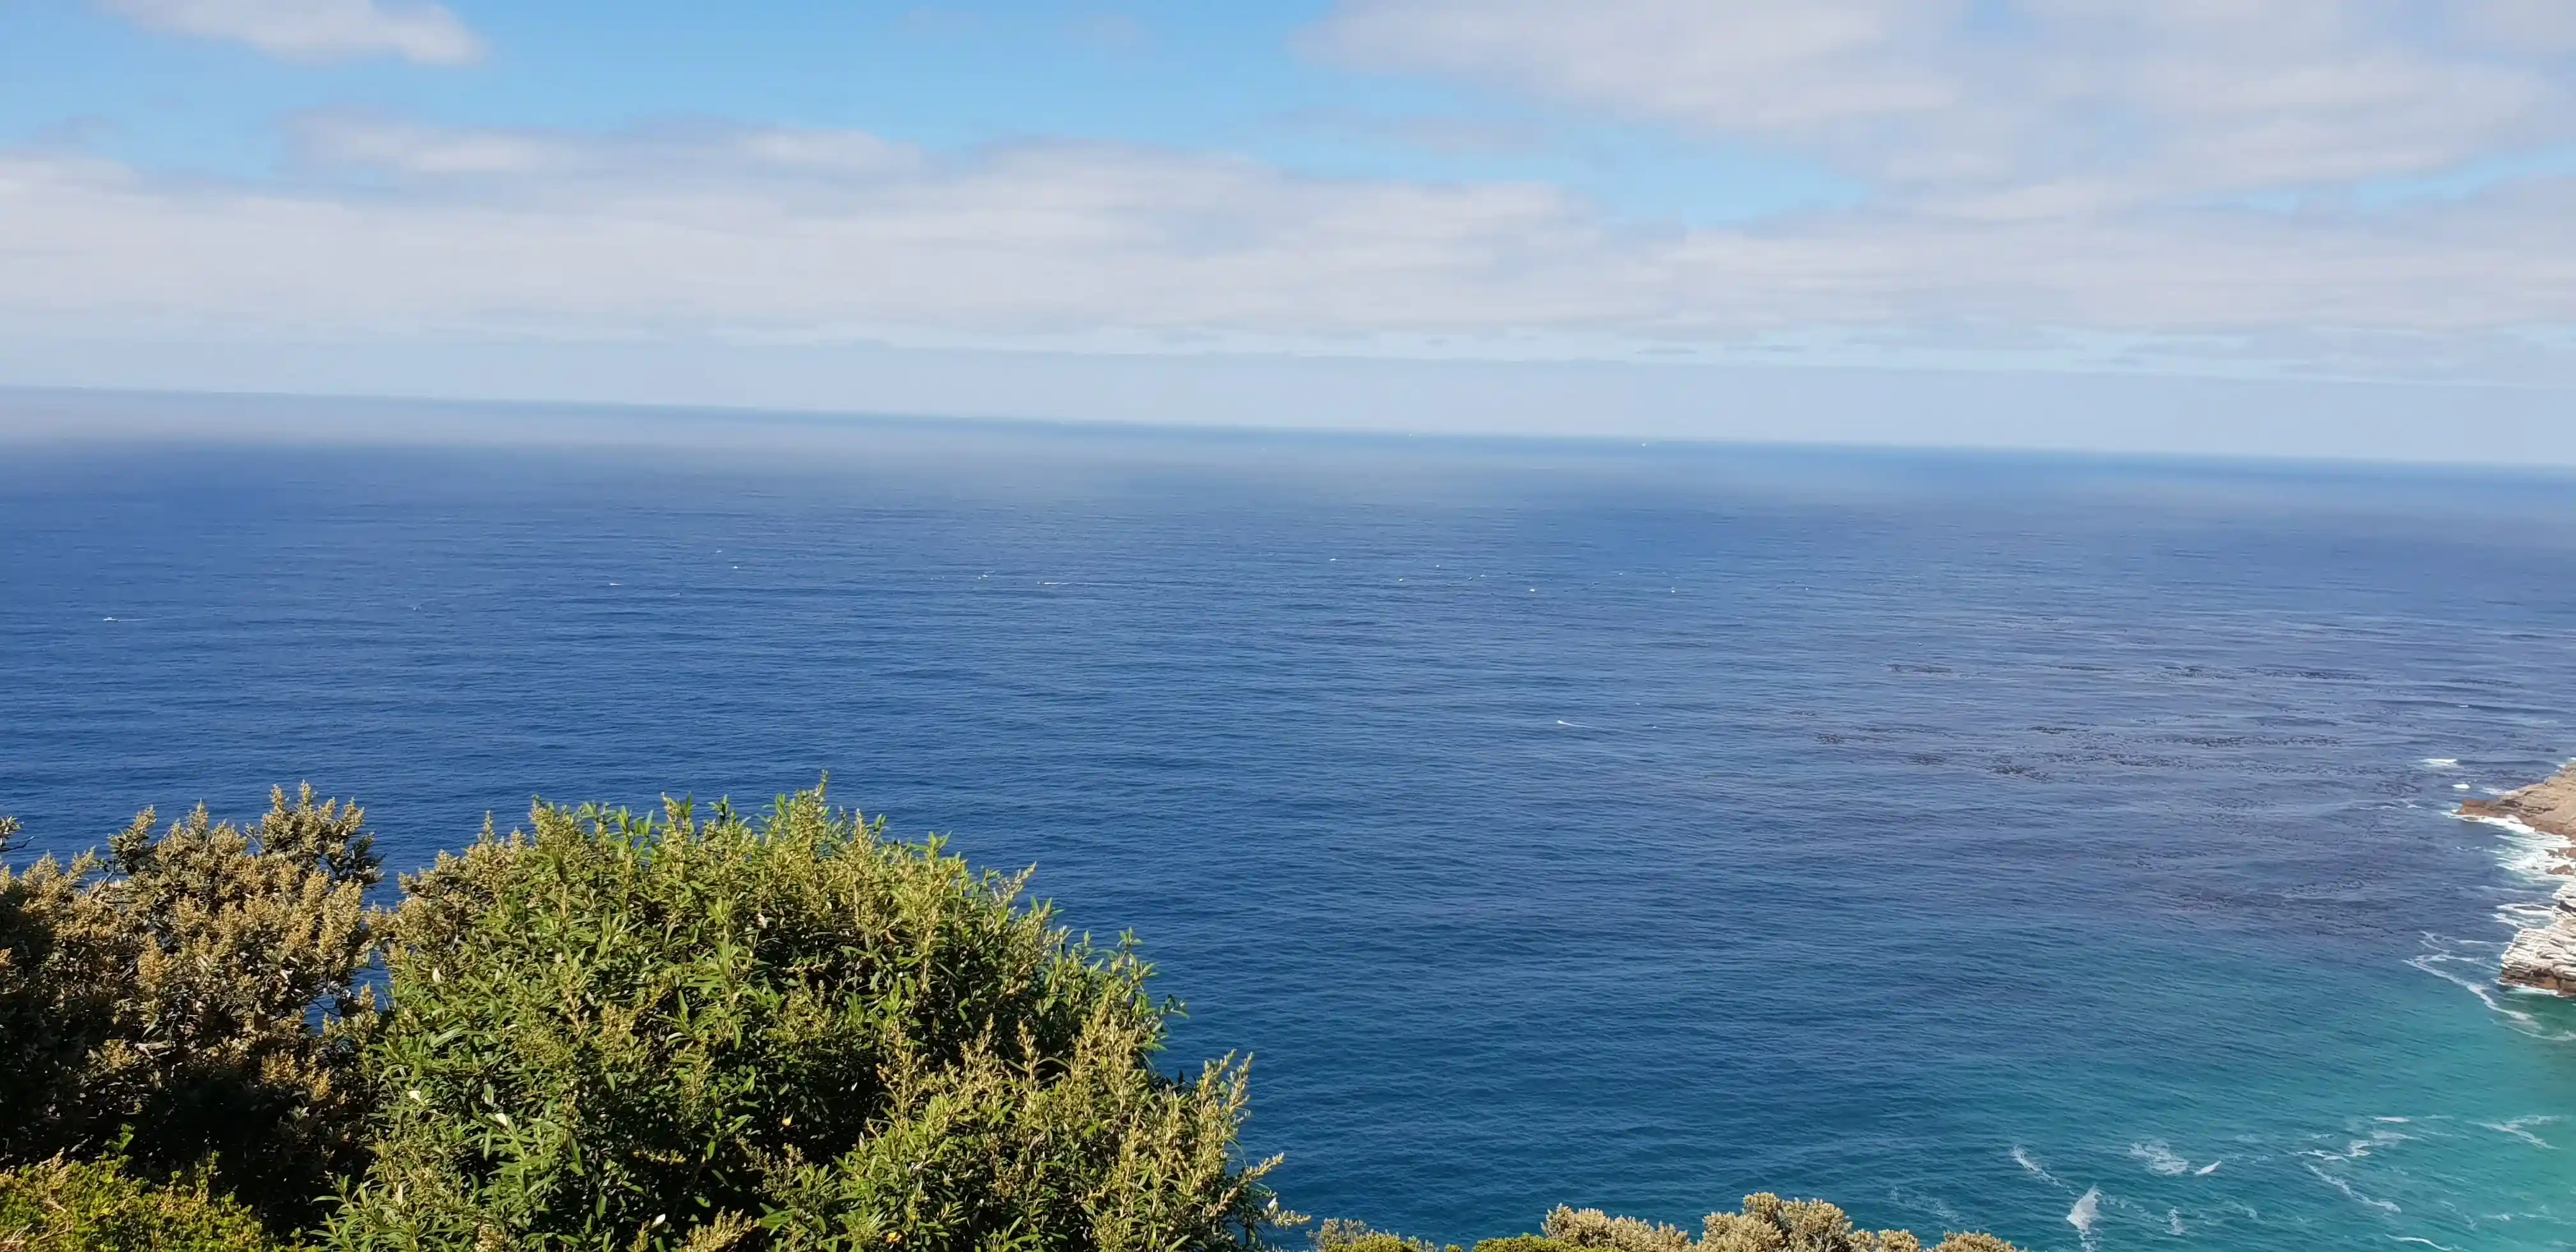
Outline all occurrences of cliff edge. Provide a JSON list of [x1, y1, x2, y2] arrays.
[[2461, 763, 2576, 995]]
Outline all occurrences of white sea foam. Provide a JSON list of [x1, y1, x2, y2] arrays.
[[2455, 811, 2542, 837], [1887, 1188, 1963, 1226], [2422, 758, 2460, 770], [2304, 1164, 2401, 1214], [2454, 810, 2566, 882], [2128, 1141, 2191, 1175], [2411, 937, 2573, 1039], [2419, 807, 2576, 1036], [2318, 1128, 2411, 1159], [2067, 1187, 2101, 1237], [2012, 1146, 2061, 1187], [2501, 843, 2570, 884], [2479, 1116, 2558, 1149]]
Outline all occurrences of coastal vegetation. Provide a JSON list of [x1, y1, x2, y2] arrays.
[[0, 786, 2021, 1252], [0, 791, 382, 1230], [0, 1155, 278, 1252], [1316, 1200, 2019, 1252]]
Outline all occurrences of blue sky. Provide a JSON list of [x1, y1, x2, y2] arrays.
[[1, 2, 1857, 220], [5, 1, 2576, 457]]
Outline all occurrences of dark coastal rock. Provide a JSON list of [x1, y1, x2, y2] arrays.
[[2464, 763, 2576, 995]]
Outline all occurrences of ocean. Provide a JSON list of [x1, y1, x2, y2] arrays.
[[3, 408, 2573, 1250]]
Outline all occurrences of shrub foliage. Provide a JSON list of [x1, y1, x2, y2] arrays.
[[0, 1156, 284, 1252], [325, 785, 1282, 1251], [1, 784, 2028, 1252], [0, 791, 382, 1230], [1312, 1219, 1442, 1252], [1317, 1198, 2022, 1252]]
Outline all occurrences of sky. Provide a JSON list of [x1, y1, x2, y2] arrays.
[[4, 0, 2576, 459]]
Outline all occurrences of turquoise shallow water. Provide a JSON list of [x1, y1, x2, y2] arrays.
[[3, 415, 2574, 1249]]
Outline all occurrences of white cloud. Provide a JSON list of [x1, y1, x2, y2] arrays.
[[1, 123, 1632, 339], [1311, 1, 2576, 215], [2463, 0, 2576, 52], [288, 115, 917, 180], [2, 116, 2572, 384], [97, 0, 484, 65]]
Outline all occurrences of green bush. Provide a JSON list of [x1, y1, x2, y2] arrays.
[[1689, 1193, 2018, 1252], [0, 793, 382, 1232], [1540, 1207, 1692, 1252], [0, 1156, 284, 1252], [1315, 1218, 1453, 1252], [4, 786, 2030, 1252], [325, 784, 1284, 1252], [1336, 1196, 2023, 1252]]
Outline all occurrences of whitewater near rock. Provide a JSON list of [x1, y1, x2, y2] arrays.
[[2499, 882, 2576, 996], [2462, 763, 2576, 995], [2462, 763, 2576, 842]]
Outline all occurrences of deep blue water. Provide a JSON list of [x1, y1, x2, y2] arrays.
[[5, 413, 2575, 1251]]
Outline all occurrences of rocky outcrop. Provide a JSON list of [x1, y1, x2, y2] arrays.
[[2501, 881, 2576, 995], [2461, 763, 2576, 842], [2462, 763, 2576, 995]]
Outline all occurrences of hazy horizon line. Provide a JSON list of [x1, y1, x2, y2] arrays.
[[8, 378, 2576, 483]]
